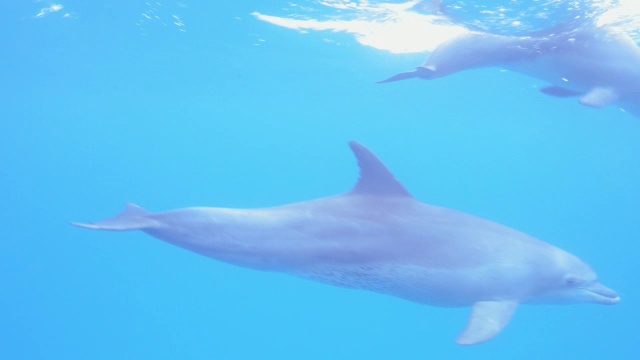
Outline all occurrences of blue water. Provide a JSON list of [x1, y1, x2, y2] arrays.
[[2, 1, 639, 359]]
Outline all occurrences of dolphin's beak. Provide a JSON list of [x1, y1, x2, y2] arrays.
[[583, 282, 620, 305]]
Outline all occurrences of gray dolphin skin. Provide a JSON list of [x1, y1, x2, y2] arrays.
[[73, 142, 619, 345], [379, 25, 640, 117]]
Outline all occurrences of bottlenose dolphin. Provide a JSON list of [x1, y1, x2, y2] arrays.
[[379, 25, 640, 117], [73, 142, 619, 345]]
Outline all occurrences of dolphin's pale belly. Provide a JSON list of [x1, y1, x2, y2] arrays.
[[299, 262, 528, 307]]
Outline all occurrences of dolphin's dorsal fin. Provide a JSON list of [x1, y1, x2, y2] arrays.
[[457, 300, 519, 346], [348, 142, 412, 197]]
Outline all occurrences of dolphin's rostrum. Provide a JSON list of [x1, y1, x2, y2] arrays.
[[73, 142, 619, 345]]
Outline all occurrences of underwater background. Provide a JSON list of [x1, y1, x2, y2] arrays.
[[2, 1, 639, 359]]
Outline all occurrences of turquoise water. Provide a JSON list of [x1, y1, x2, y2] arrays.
[[2, 1, 639, 359]]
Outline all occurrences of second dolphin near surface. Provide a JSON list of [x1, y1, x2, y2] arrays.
[[73, 142, 619, 345], [380, 25, 640, 117]]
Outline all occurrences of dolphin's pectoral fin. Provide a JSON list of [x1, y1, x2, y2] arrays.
[[579, 87, 619, 108], [377, 67, 435, 84], [540, 86, 583, 98], [456, 300, 518, 346], [71, 203, 157, 231]]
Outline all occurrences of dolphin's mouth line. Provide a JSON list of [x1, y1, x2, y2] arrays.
[[580, 287, 620, 305]]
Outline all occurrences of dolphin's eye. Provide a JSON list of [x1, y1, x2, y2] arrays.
[[565, 276, 579, 287]]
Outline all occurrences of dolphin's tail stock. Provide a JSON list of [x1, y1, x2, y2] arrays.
[[71, 203, 157, 231], [377, 66, 435, 84]]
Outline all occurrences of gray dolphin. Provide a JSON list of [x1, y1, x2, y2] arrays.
[[72, 142, 619, 345], [379, 25, 640, 117]]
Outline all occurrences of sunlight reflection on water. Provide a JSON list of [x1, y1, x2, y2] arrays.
[[255, 0, 640, 54]]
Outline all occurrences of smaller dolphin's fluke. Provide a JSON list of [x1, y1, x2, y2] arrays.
[[377, 67, 435, 83]]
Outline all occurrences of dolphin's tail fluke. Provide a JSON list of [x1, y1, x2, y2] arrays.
[[71, 203, 158, 231], [377, 67, 435, 84]]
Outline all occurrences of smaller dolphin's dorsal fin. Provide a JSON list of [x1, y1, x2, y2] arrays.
[[348, 142, 412, 197]]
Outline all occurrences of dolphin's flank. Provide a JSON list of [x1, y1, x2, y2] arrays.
[[73, 142, 619, 345]]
